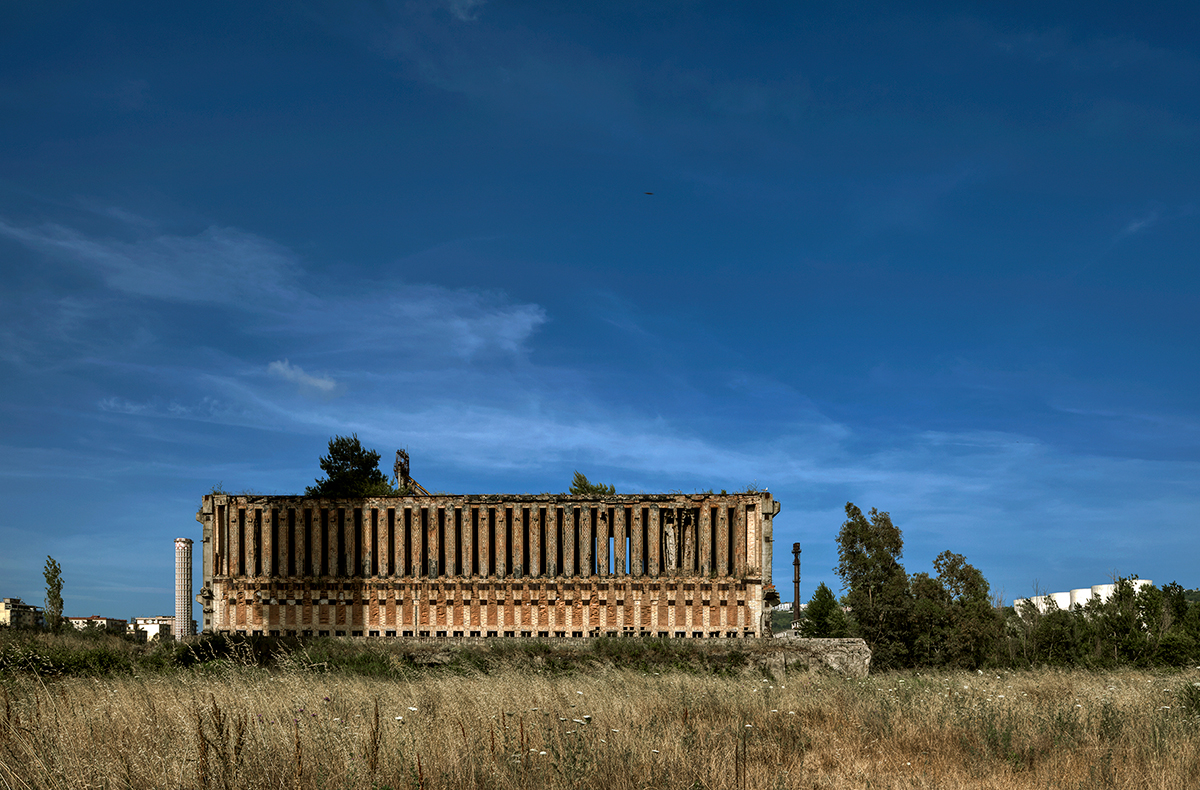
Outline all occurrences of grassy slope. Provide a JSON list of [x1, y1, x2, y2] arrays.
[[2, 631, 1200, 789]]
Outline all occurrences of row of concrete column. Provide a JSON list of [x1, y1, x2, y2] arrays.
[[213, 502, 755, 581], [221, 589, 753, 636]]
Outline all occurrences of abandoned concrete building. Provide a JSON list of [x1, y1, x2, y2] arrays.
[[195, 492, 780, 638]]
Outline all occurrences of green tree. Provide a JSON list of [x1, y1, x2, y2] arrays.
[[306, 434, 398, 498], [834, 502, 913, 669], [799, 582, 849, 638], [909, 571, 952, 666], [932, 550, 1001, 669], [569, 471, 615, 496], [43, 555, 63, 630]]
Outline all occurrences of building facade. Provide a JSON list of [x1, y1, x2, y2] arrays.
[[66, 615, 127, 633], [196, 492, 780, 638], [1, 598, 44, 629], [128, 615, 176, 641]]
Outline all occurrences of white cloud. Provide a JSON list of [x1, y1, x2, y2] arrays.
[[444, 0, 485, 22], [267, 359, 340, 395], [1120, 211, 1159, 237], [0, 219, 300, 305], [0, 214, 548, 362]]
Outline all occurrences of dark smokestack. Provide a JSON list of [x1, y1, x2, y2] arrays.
[[791, 542, 802, 622]]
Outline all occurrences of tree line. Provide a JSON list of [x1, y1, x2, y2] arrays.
[[797, 502, 1200, 671]]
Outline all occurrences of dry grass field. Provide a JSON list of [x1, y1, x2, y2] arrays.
[[2, 658, 1199, 790]]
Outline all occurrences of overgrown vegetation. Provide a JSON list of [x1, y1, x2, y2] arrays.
[[2, 658, 1197, 790], [820, 501, 1200, 672], [0, 630, 766, 681], [568, 471, 615, 496], [306, 434, 400, 498], [41, 555, 63, 631]]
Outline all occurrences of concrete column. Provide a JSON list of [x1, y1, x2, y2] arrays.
[[580, 508, 594, 577], [547, 508, 559, 577], [667, 511, 676, 571], [733, 506, 746, 577], [699, 506, 711, 576], [682, 511, 695, 574], [234, 508, 246, 578], [648, 507, 661, 576], [280, 508, 292, 578], [217, 503, 227, 577], [462, 507, 475, 577], [631, 507, 644, 577], [563, 507, 576, 577], [479, 508, 492, 577], [426, 507, 440, 578], [360, 508, 371, 577], [597, 510, 610, 576], [444, 507, 456, 577], [261, 509, 273, 578], [511, 507, 524, 577], [324, 509, 337, 578], [495, 508, 508, 578], [249, 508, 262, 578], [529, 508, 542, 577], [746, 505, 758, 575]]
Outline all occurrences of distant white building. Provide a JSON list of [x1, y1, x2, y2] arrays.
[[128, 616, 176, 641], [1014, 580, 1152, 613], [1, 598, 44, 629], [66, 615, 127, 633]]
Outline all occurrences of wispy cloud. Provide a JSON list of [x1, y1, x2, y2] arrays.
[[0, 219, 300, 305], [267, 359, 340, 396], [444, 0, 485, 22], [0, 214, 548, 362], [1120, 210, 1160, 237]]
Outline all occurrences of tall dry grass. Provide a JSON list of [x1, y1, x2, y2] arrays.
[[2, 662, 1199, 789]]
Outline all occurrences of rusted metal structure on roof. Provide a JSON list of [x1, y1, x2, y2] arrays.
[[195, 491, 780, 639]]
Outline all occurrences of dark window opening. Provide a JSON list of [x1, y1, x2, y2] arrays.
[[254, 509, 263, 577], [521, 508, 530, 577], [488, 508, 497, 577], [386, 508, 395, 577], [504, 508, 513, 577], [287, 509, 296, 577], [336, 509, 346, 578], [238, 509, 246, 576], [454, 508, 463, 577], [303, 509, 313, 576], [269, 509, 279, 577], [436, 508, 446, 578], [420, 508, 429, 577], [403, 508, 413, 576]]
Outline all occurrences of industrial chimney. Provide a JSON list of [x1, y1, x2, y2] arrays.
[[174, 537, 193, 640]]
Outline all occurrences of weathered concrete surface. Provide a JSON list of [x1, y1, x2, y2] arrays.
[[273, 635, 872, 678], [758, 637, 872, 677]]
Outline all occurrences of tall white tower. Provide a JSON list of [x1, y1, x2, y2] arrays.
[[174, 537, 193, 640]]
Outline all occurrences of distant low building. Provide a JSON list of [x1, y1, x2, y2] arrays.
[[1, 598, 45, 629], [127, 616, 176, 642], [1014, 580, 1152, 613], [66, 615, 128, 633]]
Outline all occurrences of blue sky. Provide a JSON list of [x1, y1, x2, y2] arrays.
[[2, 2, 1197, 618]]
